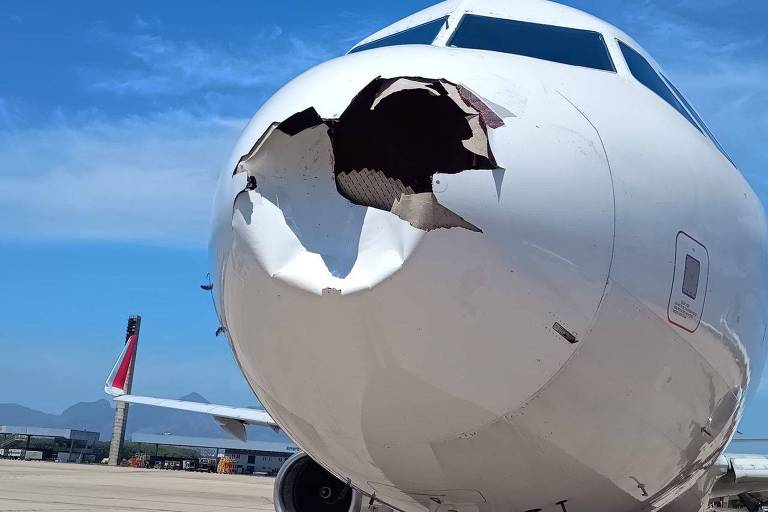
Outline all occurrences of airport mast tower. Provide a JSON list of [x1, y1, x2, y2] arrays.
[[107, 315, 141, 466]]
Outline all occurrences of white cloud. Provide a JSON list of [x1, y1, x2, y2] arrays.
[[86, 27, 341, 96], [0, 111, 246, 245], [0, 16, 380, 246]]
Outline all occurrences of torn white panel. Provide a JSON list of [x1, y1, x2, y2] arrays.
[[234, 122, 279, 175], [233, 191, 304, 278], [371, 77, 441, 110], [229, 75, 516, 293], [233, 198, 423, 295], [461, 115, 492, 160], [442, 82, 479, 117], [231, 106, 425, 294]]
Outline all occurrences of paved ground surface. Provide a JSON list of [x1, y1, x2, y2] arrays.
[[0, 459, 277, 511]]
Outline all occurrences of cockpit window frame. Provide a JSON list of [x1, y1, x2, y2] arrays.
[[348, 16, 449, 54], [445, 14, 617, 73], [617, 39, 736, 167], [617, 40, 704, 134], [661, 74, 736, 166]]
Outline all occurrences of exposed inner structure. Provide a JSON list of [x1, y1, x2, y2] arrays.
[[330, 77, 501, 232], [235, 76, 504, 235]]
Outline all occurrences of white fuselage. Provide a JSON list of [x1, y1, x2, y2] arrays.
[[209, 2, 768, 511]]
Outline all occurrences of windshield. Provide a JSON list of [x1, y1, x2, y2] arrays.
[[349, 17, 447, 54], [447, 15, 615, 72]]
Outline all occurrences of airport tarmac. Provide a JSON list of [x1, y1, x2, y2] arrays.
[[0, 459, 276, 511]]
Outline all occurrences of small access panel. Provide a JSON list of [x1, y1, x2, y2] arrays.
[[668, 232, 709, 332]]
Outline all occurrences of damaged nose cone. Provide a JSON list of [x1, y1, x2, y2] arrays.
[[233, 76, 504, 286], [234, 108, 364, 278], [331, 77, 502, 232]]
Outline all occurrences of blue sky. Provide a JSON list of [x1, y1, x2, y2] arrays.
[[1, 0, 767, 441]]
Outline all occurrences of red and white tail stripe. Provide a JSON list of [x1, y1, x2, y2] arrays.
[[104, 335, 137, 396]]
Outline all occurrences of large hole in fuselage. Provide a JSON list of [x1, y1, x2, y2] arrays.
[[330, 78, 497, 214], [234, 77, 501, 235]]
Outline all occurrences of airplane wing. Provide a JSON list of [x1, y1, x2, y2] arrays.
[[710, 453, 768, 498], [104, 334, 279, 441]]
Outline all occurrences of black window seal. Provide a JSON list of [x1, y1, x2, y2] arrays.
[[660, 73, 737, 167], [445, 14, 617, 73], [660, 74, 706, 134], [348, 16, 449, 54], [617, 39, 737, 168], [616, 39, 706, 133]]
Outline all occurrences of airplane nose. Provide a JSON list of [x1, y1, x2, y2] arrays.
[[230, 75, 508, 291], [223, 61, 615, 416], [220, 54, 616, 502]]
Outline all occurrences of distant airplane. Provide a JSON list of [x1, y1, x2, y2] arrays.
[[105, 0, 768, 511]]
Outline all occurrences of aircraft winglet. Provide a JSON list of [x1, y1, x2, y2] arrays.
[[104, 334, 138, 396], [102, 333, 280, 439]]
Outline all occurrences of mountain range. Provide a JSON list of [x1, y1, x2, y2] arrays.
[[0, 393, 290, 443]]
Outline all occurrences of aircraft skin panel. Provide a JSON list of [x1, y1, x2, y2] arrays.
[[562, 67, 768, 399]]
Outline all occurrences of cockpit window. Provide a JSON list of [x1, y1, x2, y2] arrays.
[[618, 41, 702, 134], [349, 17, 447, 54], [447, 15, 615, 72], [662, 74, 735, 165]]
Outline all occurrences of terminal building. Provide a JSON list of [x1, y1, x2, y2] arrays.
[[129, 433, 299, 474], [0, 426, 100, 463]]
